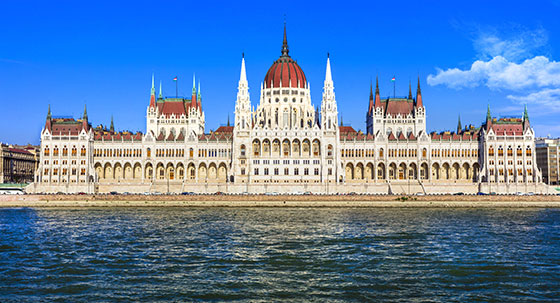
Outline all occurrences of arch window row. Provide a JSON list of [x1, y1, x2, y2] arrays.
[[488, 145, 532, 157], [94, 148, 142, 158]]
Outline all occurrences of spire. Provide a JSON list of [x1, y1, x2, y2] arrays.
[[110, 115, 114, 132], [325, 55, 332, 83], [416, 76, 423, 107], [227, 114, 230, 127], [239, 54, 247, 84], [340, 114, 343, 126], [486, 104, 491, 121], [374, 76, 381, 108], [192, 73, 196, 95], [281, 21, 289, 57], [457, 115, 462, 133], [83, 104, 88, 120], [158, 81, 162, 99], [197, 81, 201, 100], [408, 80, 412, 99], [151, 73, 155, 95], [523, 104, 529, 122], [149, 74, 156, 107], [368, 80, 374, 114], [47, 104, 51, 120]]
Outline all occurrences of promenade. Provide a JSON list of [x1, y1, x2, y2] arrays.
[[1, 194, 560, 208]]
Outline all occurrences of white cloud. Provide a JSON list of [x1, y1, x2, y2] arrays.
[[472, 27, 548, 61], [427, 56, 560, 90], [507, 88, 560, 113]]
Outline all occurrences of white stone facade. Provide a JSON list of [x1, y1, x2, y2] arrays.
[[29, 29, 545, 194]]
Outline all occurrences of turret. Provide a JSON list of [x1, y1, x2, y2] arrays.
[[457, 115, 462, 134], [486, 104, 492, 131], [368, 80, 374, 115], [408, 80, 412, 100], [44, 104, 52, 131], [321, 54, 338, 131], [149, 74, 156, 108], [82, 104, 89, 130], [416, 77, 423, 108], [523, 105, 530, 131], [234, 54, 251, 130], [191, 74, 197, 109], [110, 115, 114, 133], [197, 81, 202, 111], [374, 76, 381, 108]]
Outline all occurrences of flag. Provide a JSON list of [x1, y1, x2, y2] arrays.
[[391, 76, 395, 82], [173, 76, 178, 81]]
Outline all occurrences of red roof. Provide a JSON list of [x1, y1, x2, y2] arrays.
[[7, 148, 32, 155], [384, 99, 414, 116], [339, 126, 357, 134], [161, 101, 186, 117], [215, 126, 234, 133], [492, 124, 523, 136], [264, 56, 306, 89]]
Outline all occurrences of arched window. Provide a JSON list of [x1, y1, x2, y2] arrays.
[[379, 148, 384, 158], [147, 148, 151, 157], [240, 145, 246, 156], [489, 146, 494, 157]]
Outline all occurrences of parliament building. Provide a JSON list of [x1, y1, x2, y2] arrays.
[[29, 27, 546, 194]]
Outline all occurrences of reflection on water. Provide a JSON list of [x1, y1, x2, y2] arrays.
[[0, 207, 559, 302]]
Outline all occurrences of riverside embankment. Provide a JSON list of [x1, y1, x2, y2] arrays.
[[1, 194, 560, 208]]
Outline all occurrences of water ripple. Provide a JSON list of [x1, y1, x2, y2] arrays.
[[0, 207, 559, 302]]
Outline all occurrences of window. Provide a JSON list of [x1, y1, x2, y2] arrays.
[[304, 168, 309, 175], [274, 168, 279, 175], [254, 168, 259, 175], [314, 168, 319, 175], [489, 146, 495, 157], [147, 148, 151, 157], [264, 168, 269, 175], [294, 168, 299, 175], [240, 145, 246, 156], [284, 168, 289, 175]]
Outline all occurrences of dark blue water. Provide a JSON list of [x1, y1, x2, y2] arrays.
[[1, 207, 559, 302]]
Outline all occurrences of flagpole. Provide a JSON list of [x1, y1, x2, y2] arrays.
[[393, 76, 396, 98]]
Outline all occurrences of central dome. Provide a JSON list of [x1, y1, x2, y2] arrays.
[[263, 25, 307, 89]]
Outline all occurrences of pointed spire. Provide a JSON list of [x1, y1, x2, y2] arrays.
[[158, 81, 162, 99], [281, 21, 289, 57], [110, 115, 114, 132], [325, 54, 332, 83], [197, 81, 201, 99], [47, 104, 51, 120], [340, 114, 343, 126], [457, 115, 462, 133], [416, 76, 423, 107], [83, 104, 88, 120], [149, 74, 156, 107], [192, 73, 196, 95], [374, 76, 381, 108], [408, 80, 412, 99], [368, 80, 374, 114], [523, 104, 529, 122], [240, 54, 247, 84], [227, 114, 230, 127], [486, 104, 492, 121]]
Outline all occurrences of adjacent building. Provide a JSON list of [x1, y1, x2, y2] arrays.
[[1, 143, 39, 184], [536, 138, 560, 185], [28, 26, 546, 194]]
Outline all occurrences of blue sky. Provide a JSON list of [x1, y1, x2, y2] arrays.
[[1, 0, 560, 145]]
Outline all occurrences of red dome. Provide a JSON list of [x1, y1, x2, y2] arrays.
[[264, 57, 307, 89], [263, 24, 307, 89]]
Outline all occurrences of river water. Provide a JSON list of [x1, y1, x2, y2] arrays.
[[1, 207, 559, 302]]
